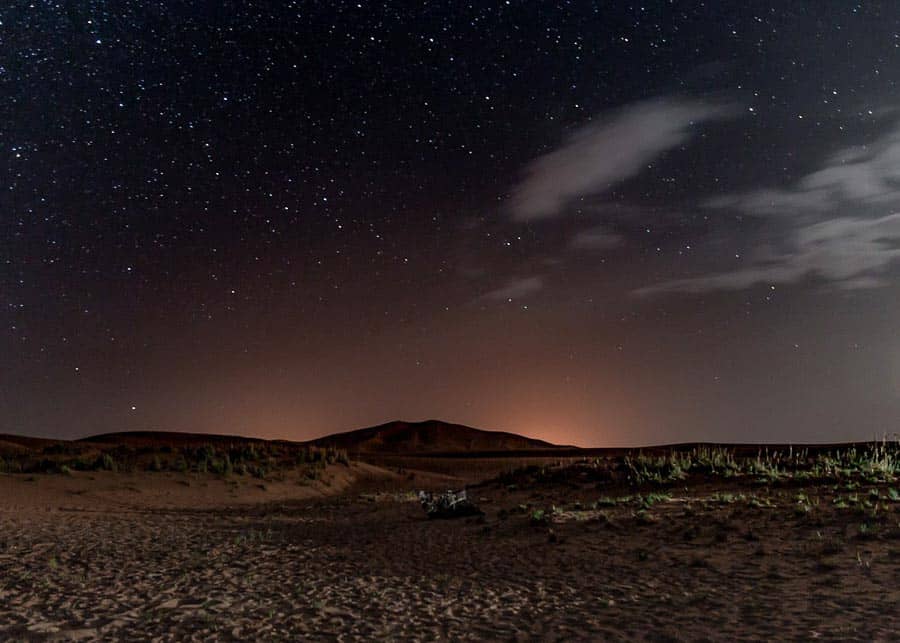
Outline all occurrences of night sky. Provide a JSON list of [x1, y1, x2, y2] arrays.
[[4, 2, 900, 446]]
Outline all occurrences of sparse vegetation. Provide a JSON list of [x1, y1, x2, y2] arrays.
[[100, 453, 118, 472], [0, 438, 350, 479], [491, 439, 900, 494]]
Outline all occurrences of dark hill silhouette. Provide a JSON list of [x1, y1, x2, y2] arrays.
[[0, 426, 893, 460], [72, 421, 566, 455], [307, 419, 566, 454], [0, 434, 61, 452], [79, 431, 274, 448]]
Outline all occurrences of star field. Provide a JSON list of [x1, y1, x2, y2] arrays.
[[3, 2, 900, 445]]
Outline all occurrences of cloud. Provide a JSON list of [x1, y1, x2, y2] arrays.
[[705, 188, 834, 217], [638, 120, 900, 296], [706, 127, 900, 216], [509, 97, 736, 221], [638, 214, 900, 295], [481, 276, 544, 301], [569, 226, 624, 251]]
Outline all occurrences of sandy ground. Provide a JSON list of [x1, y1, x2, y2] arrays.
[[0, 463, 391, 513], [2, 468, 900, 640]]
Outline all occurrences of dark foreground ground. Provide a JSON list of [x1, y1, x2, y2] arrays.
[[2, 455, 900, 641]]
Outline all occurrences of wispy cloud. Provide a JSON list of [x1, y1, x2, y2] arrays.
[[706, 128, 900, 216], [641, 207, 900, 295], [636, 214, 900, 296], [509, 97, 736, 221], [639, 118, 900, 295], [569, 226, 624, 251], [481, 276, 544, 301]]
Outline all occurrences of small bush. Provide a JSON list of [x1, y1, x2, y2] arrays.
[[98, 453, 118, 472], [209, 454, 233, 476], [4, 458, 22, 474], [72, 457, 93, 471]]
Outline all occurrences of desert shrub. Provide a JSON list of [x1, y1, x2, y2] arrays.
[[191, 444, 216, 471], [97, 453, 117, 472], [29, 459, 55, 473], [858, 522, 877, 539], [245, 463, 266, 479], [623, 448, 745, 486], [209, 454, 233, 476], [710, 492, 745, 504], [42, 443, 82, 456], [59, 464, 72, 476], [641, 492, 671, 508], [180, 444, 217, 473], [71, 457, 94, 471], [0, 458, 23, 474]]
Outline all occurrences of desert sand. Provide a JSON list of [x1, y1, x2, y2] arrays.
[[2, 459, 900, 640]]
